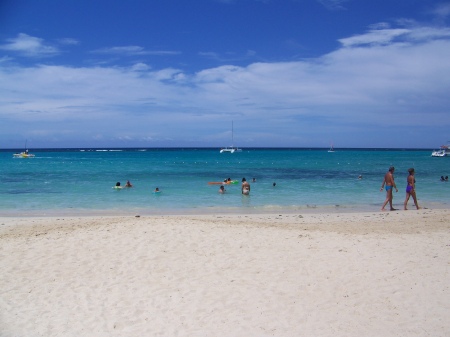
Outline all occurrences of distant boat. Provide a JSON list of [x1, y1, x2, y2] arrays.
[[13, 140, 35, 158], [220, 121, 242, 153], [328, 143, 335, 153], [431, 142, 449, 157]]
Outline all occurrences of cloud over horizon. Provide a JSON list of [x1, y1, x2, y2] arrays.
[[1, 20, 450, 148]]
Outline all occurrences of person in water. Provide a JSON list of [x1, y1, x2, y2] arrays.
[[404, 168, 420, 210], [125, 180, 133, 187], [115, 182, 122, 189], [154, 187, 160, 193], [380, 166, 398, 211], [241, 177, 250, 195], [219, 185, 226, 193]]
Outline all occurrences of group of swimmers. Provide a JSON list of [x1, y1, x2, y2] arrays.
[[218, 177, 251, 195], [440, 176, 449, 181], [218, 177, 277, 195], [114, 181, 160, 193], [114, 180, 133, 188], [380, 166, 420, 211]]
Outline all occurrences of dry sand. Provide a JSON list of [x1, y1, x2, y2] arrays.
[[1, 209, 449, 337]]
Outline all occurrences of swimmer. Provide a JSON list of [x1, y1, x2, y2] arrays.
[[114, 182, 122, 189], [241, 177, 250, 195], [154, 187, 160, 193], [219, 185, 226, 193], [125, 180, 133, 187]]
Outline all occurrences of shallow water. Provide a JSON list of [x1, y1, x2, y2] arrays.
[[1, 148, 449, 215]]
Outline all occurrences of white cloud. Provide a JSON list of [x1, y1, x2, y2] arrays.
[[0, 33, 60, 57], [339, 23, 450, 48], [131, 63, 151, 72], [91, 46, 180, 56], [339, 28, 411, 47], [0, 56, 13, 63], [58, 38, 80, 46], [432, 3, 450, 18], [407, 26, 450, 41], [317, 0, 348, 10]]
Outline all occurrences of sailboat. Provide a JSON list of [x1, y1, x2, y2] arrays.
[[13, 140, 35, 158], [328, 143, 335, 153], [220, 121, 242, 153]]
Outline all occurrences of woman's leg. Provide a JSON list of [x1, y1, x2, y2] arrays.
[[411, 191, 420, 209], [404, 193, 410, 210]]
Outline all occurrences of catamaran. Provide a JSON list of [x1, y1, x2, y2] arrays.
[[220, 121, 242, 153]]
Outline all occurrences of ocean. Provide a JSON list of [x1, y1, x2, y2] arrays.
[[1, 148, 449, 216]]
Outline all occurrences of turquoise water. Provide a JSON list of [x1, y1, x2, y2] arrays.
[[1, 148, 449, 215]]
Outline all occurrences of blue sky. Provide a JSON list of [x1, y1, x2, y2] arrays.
[[1, 0, 450, 148]]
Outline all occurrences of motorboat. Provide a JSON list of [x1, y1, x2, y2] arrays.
[[431, 149, 447, 157], [13, 140, 35, 158], [13, 150, 35, 158], [431, 143, 449, 157]]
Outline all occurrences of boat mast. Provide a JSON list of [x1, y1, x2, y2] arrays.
[[231, 121, 234, 147]]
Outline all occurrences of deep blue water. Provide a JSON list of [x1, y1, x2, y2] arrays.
[[1, 148, 449, 215]]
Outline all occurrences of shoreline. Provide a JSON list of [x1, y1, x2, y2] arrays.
[[2, 208, 449, 234], [1, 209, 449, 336], [1, 199, 448, 217]]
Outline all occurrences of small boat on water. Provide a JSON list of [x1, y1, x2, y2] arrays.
[[431, 149, 446, 157], [220, 147, 242, 153], [13, 141, 35, 158], [13, 150, 35, 158], [328, 143, 335, 153], [220, 121, 242, 153], [431, 142, 449, 157]]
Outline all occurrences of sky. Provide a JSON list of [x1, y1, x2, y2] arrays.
[[1, 0, 450, 149]]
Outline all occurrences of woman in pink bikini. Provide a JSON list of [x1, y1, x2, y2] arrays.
[[404, 168, 420, 210]]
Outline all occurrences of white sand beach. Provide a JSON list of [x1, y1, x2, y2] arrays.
[[1, 209, 449, 337]]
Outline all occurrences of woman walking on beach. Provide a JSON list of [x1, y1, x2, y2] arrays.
[[380, 166, 398, 211], [404, 168, 420, 210]]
